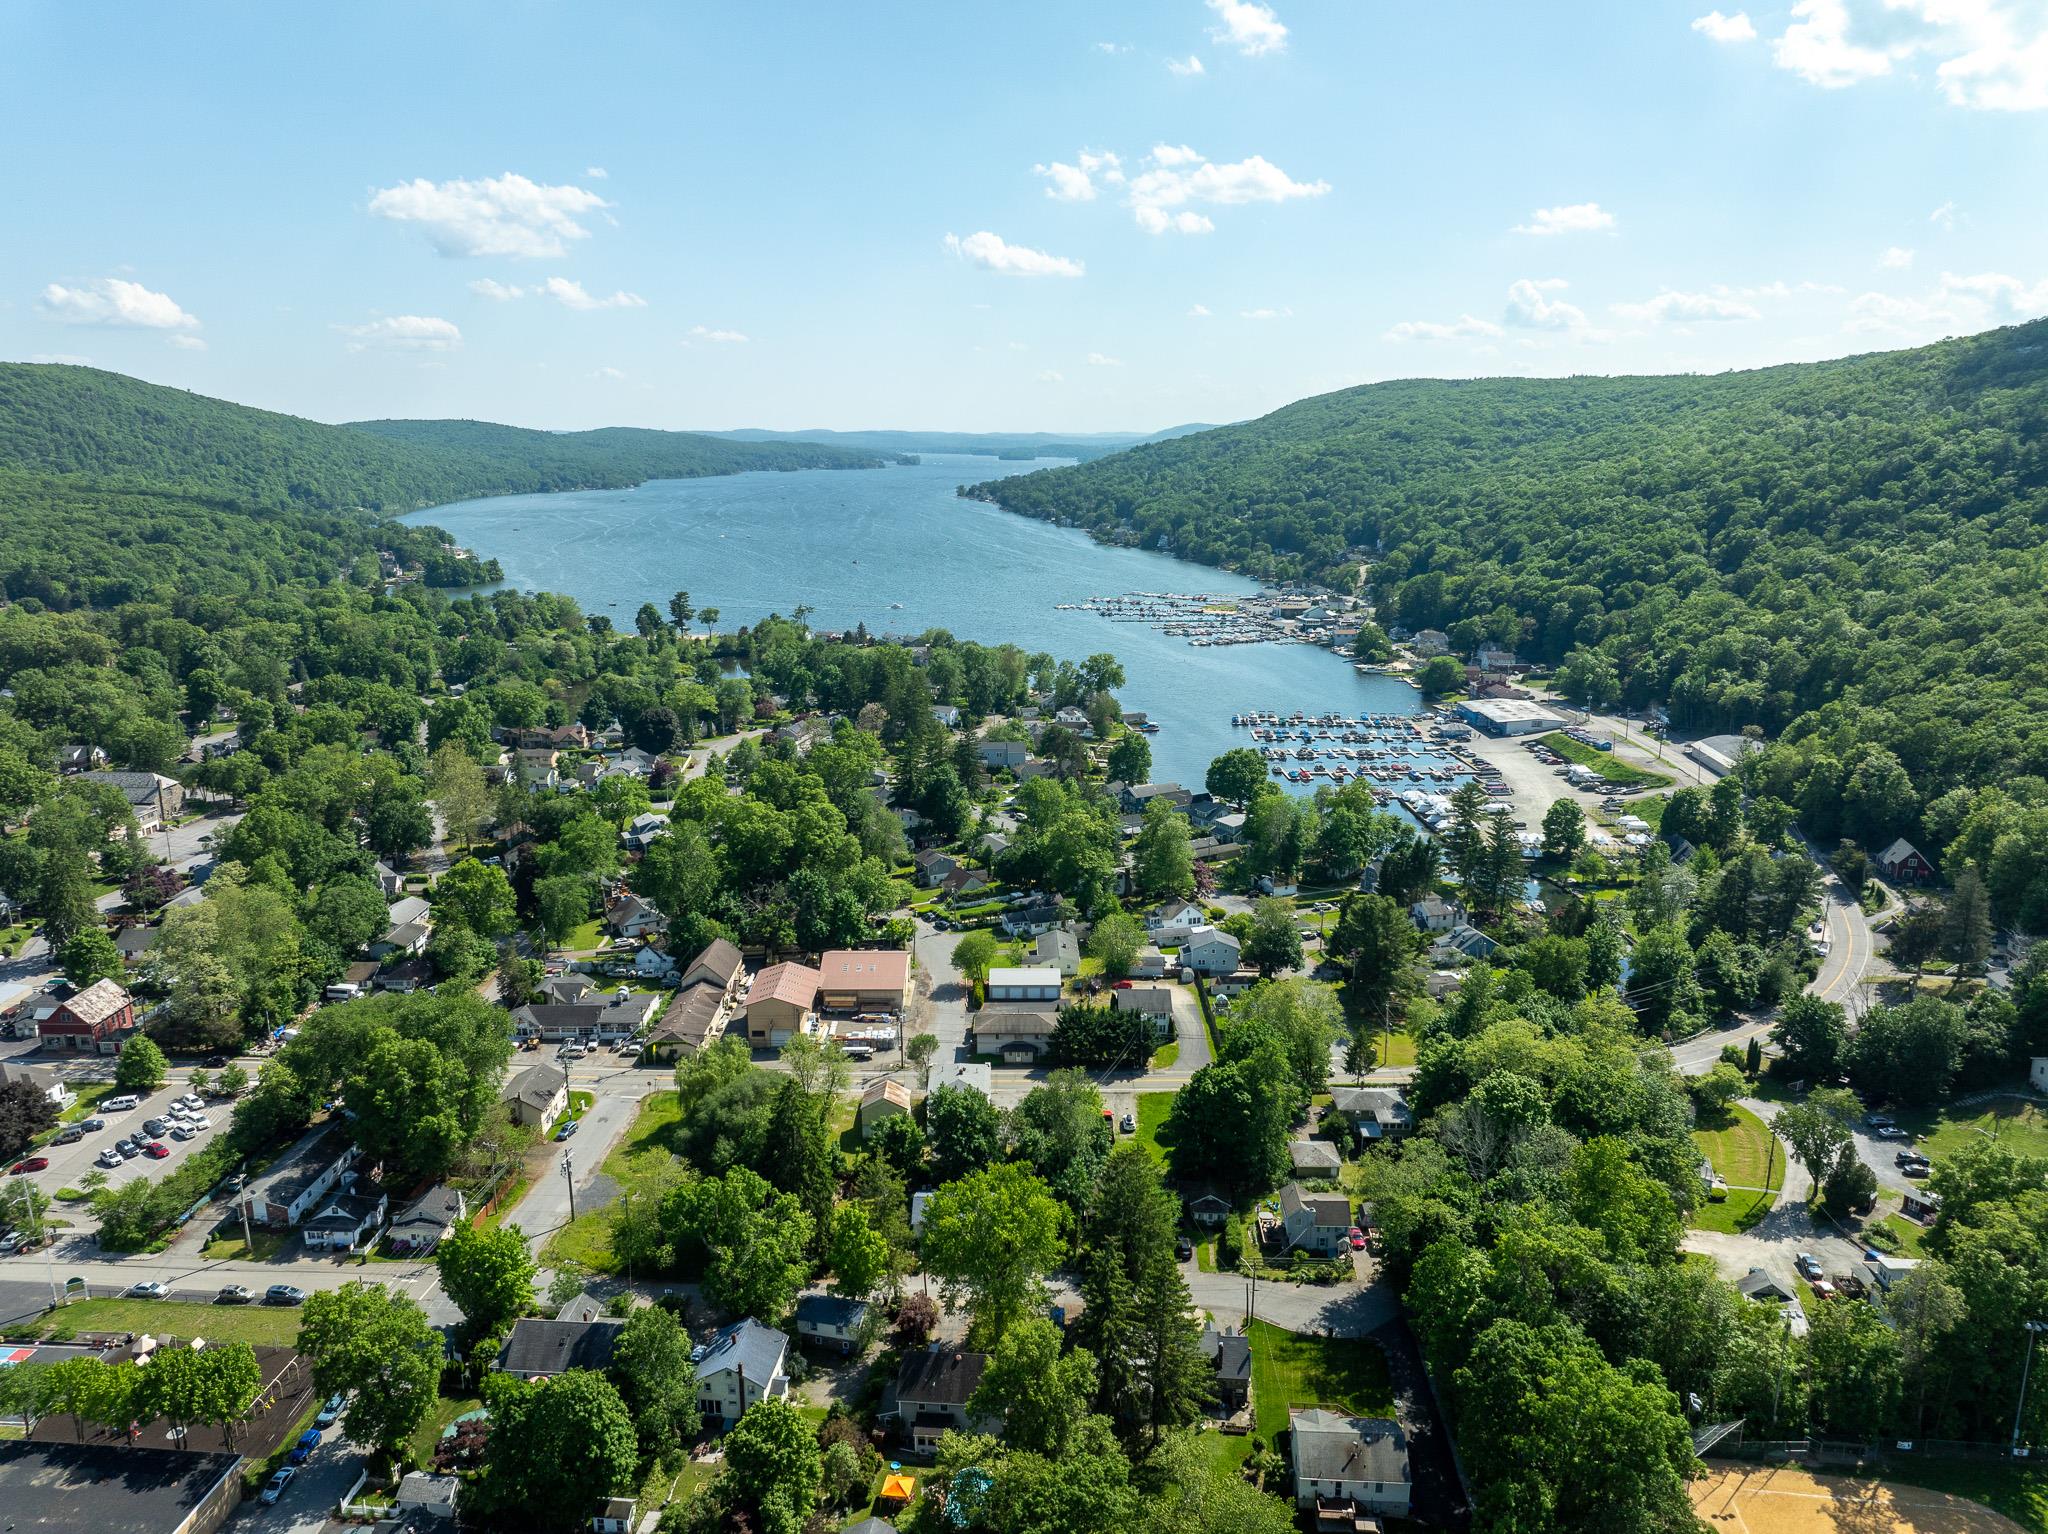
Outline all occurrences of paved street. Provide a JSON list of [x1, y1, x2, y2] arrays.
[[228, 1425, 361, 1534], [501, 1078, 654, 1260]]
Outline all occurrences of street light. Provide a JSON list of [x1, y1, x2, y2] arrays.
[[2013, 1320, 2048, 1456]]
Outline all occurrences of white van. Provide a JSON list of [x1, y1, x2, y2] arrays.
[[102, 1094, 140, 1112]]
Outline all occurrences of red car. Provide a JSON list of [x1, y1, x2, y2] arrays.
[[141, 1141, 170, 1159], [9, 1157, 49, 1174]]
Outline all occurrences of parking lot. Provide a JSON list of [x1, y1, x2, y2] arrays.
[[7, 1082, 232, 1234]]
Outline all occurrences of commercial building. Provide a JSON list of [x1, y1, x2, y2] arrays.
[[37, 978, 138, 1054], [986, 967, 1060, 1003], [745, 962, 821, 1046], [817, 949, 910, 1012], [1453, 698, 1560, 737], [0, 1441, 243, 1534]]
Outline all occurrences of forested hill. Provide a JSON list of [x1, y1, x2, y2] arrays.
[[701, 423, 1217, 462], [0, 363, 889, 517], [971, 322, 2048, 857]]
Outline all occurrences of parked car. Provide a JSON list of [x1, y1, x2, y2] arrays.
[[554, 1119, 579, 1141], [1174, 1236, 1194, 1261], [101, 1095, 139, 1112], [142, 1141, 169, 1159], [114, 1140, 139, 1159], [9, 1157, 48, 1174], [94, 1149, 124, 1169], [79, 1116, 105, 1133], [126, 1280, 169, 1298], [216, 1285, 255, 1304], [265, 1284, 308, 1305], [1119, 1113, 1136, 1133], [0, 1231, 24, 1255], [315, 1394, 345, 1429], [54, 1125, 85, 1145], [260, 1467, 295, 1505], [142, 1118, 169, 1137], [1794, 1252, 1823, 1281], [201, 1055, 229, 1069], [1903, 1159, 1932, 1179], [1810, 1278, 1838, 1300]]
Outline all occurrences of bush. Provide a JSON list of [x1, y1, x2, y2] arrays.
[[1215, 1216, 1241, 1271]]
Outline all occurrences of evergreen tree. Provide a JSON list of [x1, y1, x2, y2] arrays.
[[1945, 867, 1994, 973], [763, 1078, 836, 1260]]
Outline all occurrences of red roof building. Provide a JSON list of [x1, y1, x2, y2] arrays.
[[39, 978, 138, 1054]]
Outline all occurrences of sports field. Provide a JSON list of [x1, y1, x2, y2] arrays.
[[1691, 1464, 2029, 1533]]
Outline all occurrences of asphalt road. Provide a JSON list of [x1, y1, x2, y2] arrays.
[[229, 1425, 362, 1534], [501, 1085, 650, 1260]]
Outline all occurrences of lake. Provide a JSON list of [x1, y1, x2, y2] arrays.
[[404, 454, 1422, 789]]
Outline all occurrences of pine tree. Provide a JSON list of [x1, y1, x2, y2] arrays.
[[764, 1079, 836, 1260], [1944, 868, 1993, 974]]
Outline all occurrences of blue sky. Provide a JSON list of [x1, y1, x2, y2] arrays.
[[3, 1, 2045, 432]]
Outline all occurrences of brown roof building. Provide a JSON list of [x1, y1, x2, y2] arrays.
[[745, 962, 821, 1046], [38, 978, 138, 1055], [818, 949, 910, 1012]]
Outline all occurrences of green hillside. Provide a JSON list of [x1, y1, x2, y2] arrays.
[[701, 423, 1217, 462], [971, 322, 2048, 903]]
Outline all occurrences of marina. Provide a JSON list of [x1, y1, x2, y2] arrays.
[[1057, 587, 1359, 648]]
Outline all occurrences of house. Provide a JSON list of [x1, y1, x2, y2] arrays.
[[679, 938, 746, 999], [1409, 897, 1458, 933], [511, 992, 660, 1045], [1183, 928, 1242, 975], [1290, 1410, 1412, 1524], [1112, 986, 1175, 1041], [386, 892, 431, 927], [859, 1078, 913, 1134], [931, 705, 961, 729], [1290, 1140, 1342, 1178], [1118, 782, 1191, 816], [1865, 1252, 1923, 1292], [1054, 705, 1090, 731], [631, 941, 677, 982], [77, 770, 184, 831], [0, 1060, 71, 1110], [541, 974, 600, 1006], [1738, 1268, 1795, 1303], [939, 865, 989, 900], [58, 743, 108, 773], [1130, 948, 1170, 981], [1475, 644, 1518, 673], [987, 966, 1060, 1003], [621, 813, 669, 851], [1278, 1183, 1353, 1257], [1147, 898, 1206, 943], [846, 1521, 899, 1534], [501, 1061, 570, 1130], [1212, 970, 1261, 1003], [372, 859, 404, 896], [914, 850, 959, 888], [794, 1293, 871, 1355], [998, 901, 1062, 938], [37, 978, 137, 1054], [1434, 923, 1500, 963], [972, 1008, 1058, 1064], [1902, 1189, 1943, 1224], [513, 748, 560, 789], [892, 1347, 989, 1453], [592, 1496, 639, 1534], [1410, 628, 1450, 656], [1878, 837, 1935, 884], [745, 962, 821, 1045], [372, 956, 433, 994], [605, 893, 666, 941], [927, 1062, 994, 1099], [396, 1471, 461, 1519], [387, 1184, 465, 1254], [976, 738, 1029, 770], [1329, 1087, 1416, 1142], [1030, 927, 1079, 976], [301, 1188, 388, 1253], [646, 982, 727, 1061], [242, 1125, 359, 1229], [113, 924, 159, 967], [1185, 1189, 1232, 1227], [1199, 1324, 1251, 1412], [496, 1317, 626, 1380], [695, 1319, 791, 1425], [370, 895, 434, 959], [818, 949, 910, 1012]]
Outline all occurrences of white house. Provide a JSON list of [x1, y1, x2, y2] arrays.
[[2033, 1056, 2048, 1094], [794, 1293, 870, 1355], [1278, 1183, 1353, 1257], [694, 1319, 790, 1426], [986, 966, 1061, 1003], [621, 813, 669, 851], [242, 1126, 359, 1229], [1290, 1410, 1412, 1522], [1183, 928, 1242, 975], [301, 1188, 388, 1253], [1409, 897, 1458, 933], [1146, 898, 1205, 941]]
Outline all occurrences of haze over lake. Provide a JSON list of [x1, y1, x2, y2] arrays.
[[406, 454, 1422, 787]]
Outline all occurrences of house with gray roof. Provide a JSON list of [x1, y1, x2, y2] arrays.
[[1290, 1409, 1411, 1521], [694, 1318, 790, 1426], [1200, 1324, 1252, 1412], [241, 1125, 359, 1229], [1328, 1087, 1415, 1143], [794, 1293, 871, 1355], [1278, 1183, 1353, 1257], [496, 1317, 626, 1380], [891, 1346, 989, 1454]]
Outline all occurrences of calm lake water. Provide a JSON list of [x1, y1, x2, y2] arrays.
[[404, 454, 1421, 789]]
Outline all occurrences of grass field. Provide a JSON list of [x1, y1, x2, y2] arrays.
[[1906, 1096, 2048, 1163], [1134, 1091, 1175, 1166], [1203, 1321, 1396, 1479], [1692, 1463, 2037, 1534], [1150, 1038, 1180, 1069], [406, 1392, 483, 1470], [27, 1297, 302, 1346], [543, 1090, 681, 1271], [1540, 732, 1671, 789], [1692, 1104, 1783, 1235], [199, 1229, 288, 1262]]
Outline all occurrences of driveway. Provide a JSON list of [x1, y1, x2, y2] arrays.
[[910, 917, 970, 1064], [229, 1427, 361, 1534]]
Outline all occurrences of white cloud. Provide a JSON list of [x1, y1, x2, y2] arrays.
[[688, 325, 750, 343], [1611, 289, 1762, 323], [336, 314, 462, 351], [1239, 306, 1293, 320], [1087, 352, 1123, 366], [1034, 150, 1124, 202], [1187, 303, 1212, 317], [39, 277, 199, 330], [467, 276, 645, 309], [1208, 0, 1288, 56], [165, 334, 208, 351], [1930, 200, 1960, 228], [1504, 277, 1588, 330], [1036, 369, 1065, 383], [591, 365, 626, 379], [1512, 201, 1616, 236], [1167, 53, 1207, 75], [367, 172, 611, 258], [1938, 268, 2048, 319], [1693, 10, 1758, 42], [1879, 245, 1916, 268], [1764, 0, 2048, 108], [1383, 314, 1505, 342], [1095, 41, 1129, 54], [585, 166, 609, 180], [943, 230, 1084, 278], [1127, 148, 1328, 235]]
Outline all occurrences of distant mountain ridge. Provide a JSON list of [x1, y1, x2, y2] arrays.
[[702, 423, 1217, 462]]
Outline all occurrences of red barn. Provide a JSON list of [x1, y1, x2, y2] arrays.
[[1877, 837, 1934, 885], [39, 978, 138, 1054]]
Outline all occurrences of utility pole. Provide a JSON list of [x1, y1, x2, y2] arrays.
[[236, 1163, 255, 1254], [2013, 1320, 2047, 1455], [561, 1151, 576, 1223]]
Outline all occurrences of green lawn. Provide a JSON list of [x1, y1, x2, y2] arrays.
[[406, 1392, 483, 1470], [1907, 1095, 2048, 1162], [1150, 1038, 1180, 1069], [561, 917, 606, 953], [1691, 1104, 1782, 1235], [27, 1298, 302, 1346], [1134, 1091, 1175, 1166], [1539, 732, 1671, 789], [1203, 1321, 1397, 1478], [542, 1090, 682, 1271], [199, 1229, 289, 1262]]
